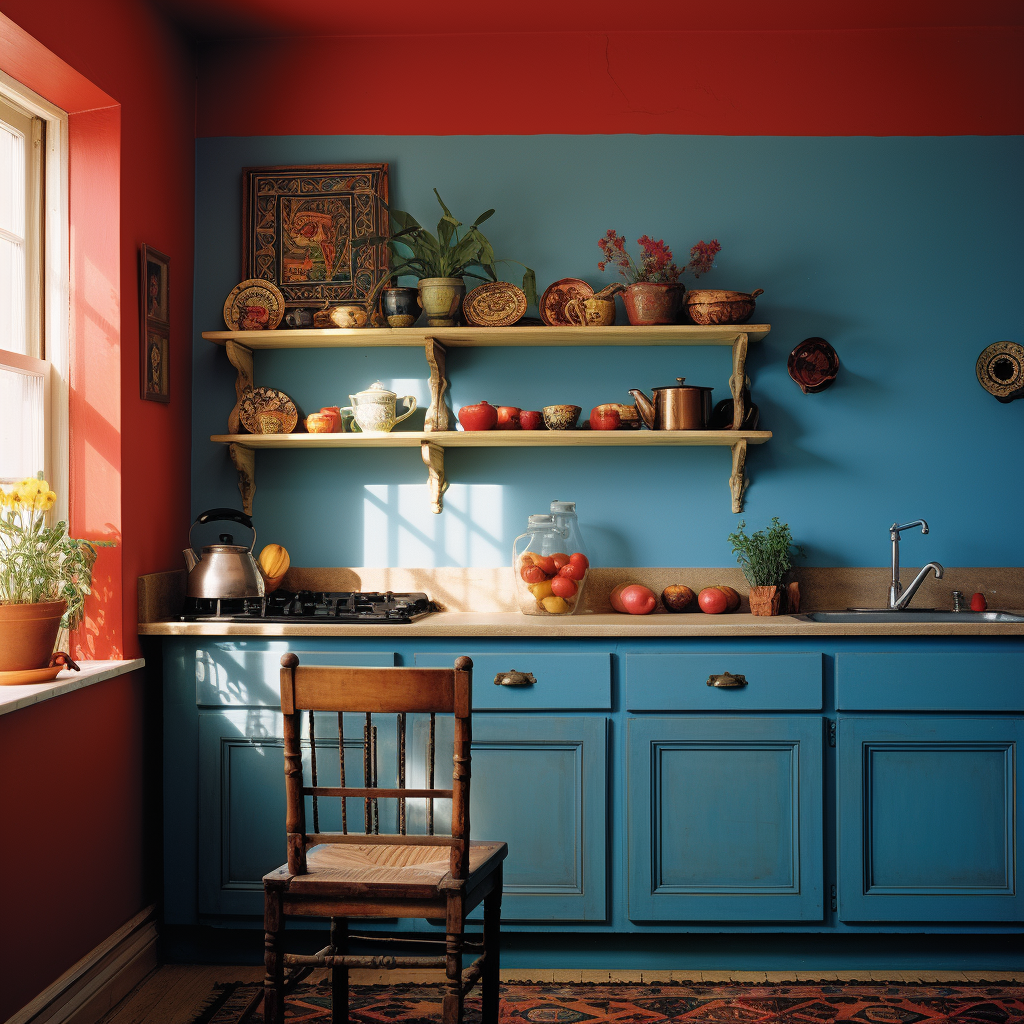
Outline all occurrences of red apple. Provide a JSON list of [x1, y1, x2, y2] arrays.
[[558, 561, 587, 581], [618, 584, 657, 615], [569, 552, 589, 572], [610, 583, 628, 613], [698, 587, 728, 614], [519, 410, 544, 430], [497, 406, 521, 429]]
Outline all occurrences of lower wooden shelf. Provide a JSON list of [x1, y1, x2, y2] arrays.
[[211, 430, 771, 515]]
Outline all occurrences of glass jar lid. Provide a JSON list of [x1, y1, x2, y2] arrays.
[[550, 500, 576, 514], [527, 514, 555, 531]]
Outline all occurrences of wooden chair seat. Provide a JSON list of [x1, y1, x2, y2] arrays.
[[268, 840, 507, 894]]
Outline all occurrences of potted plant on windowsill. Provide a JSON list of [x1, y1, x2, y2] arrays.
[[597, 231, 721, 325], [728, 517, 804, 616], [359, 189, 537, 327], [0, 475, 100, 673]]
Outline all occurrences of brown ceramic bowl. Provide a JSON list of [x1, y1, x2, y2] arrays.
[[685, 289, 763, 326], [542, 404, 582, 430]]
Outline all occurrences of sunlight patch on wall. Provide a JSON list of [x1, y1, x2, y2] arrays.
[[363, 483, 504, 566]]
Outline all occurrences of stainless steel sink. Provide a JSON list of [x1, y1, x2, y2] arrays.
[[795, 610, 1024, 623]]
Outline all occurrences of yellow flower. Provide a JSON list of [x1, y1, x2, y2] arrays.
[[42, 490, 56, 511], [16, 478, 49, 503]]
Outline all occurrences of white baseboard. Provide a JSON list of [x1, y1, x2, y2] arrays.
[[6, 905, 158, 1024]]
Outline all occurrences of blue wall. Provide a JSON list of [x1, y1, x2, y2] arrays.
[[192, 135, 1023, 568]]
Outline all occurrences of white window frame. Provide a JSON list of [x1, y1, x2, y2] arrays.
[[0, 70, 69, 522]]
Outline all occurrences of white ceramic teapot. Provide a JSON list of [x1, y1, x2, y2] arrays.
[[341, 380, 417, 433]]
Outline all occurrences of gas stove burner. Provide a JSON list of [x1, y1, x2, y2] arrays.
[[180, 590, 438, 624]]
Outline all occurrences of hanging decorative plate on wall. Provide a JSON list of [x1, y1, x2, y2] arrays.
[[788, 337, 840, 394], [238, 386, 298, 434], [223, 279, 286, 331], [540, 278, 594, 326], [463, 282, 528, 327], [976, 341, 1024, 403]]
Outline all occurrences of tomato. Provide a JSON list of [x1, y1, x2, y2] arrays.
[[662, 585, 696, 612], [551, 552, 570, 570], [496, 406, 521, 429], [519, 410, 544, 430], [569, 552, 589, 572], [541, 595, 570, 613], [550, 575, 578, 598], [457, 400, 498, 431], [610, 583, 628, 612], [698, 587, 728, 614], [590, 404, 621, 431], [715, 585, 741, 612], [619, 585, 657, 615], [521, 563, 547, 584], [558, 561, 586, 581], [532, 554, 557, 576]]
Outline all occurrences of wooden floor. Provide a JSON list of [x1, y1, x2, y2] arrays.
[[99, 965, 1024, 1024]]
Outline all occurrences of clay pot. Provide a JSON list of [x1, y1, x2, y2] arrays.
[[0, 599, 67, 671], [383, 287, 420, 328], [622, 282, 683, 326], [748, 586, 782, 616], [418, 278, 465, 327], [564, 296, 616, 327], [685, 289, 764, 326]]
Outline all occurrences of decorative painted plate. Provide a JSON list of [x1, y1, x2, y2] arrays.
[[462, 282, 528, 327], [788, 337, 840, 394], [540, 278, 594, 326], [238, 386, 298, 434], [223, 278, 286, 331], [0, 664, 62, 686]]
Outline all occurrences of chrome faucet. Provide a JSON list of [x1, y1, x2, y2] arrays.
[[889, 520, 944, 610]]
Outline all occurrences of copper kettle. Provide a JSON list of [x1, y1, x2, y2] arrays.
[[183, 508, 265, 599], [629, 378, 714, 430]]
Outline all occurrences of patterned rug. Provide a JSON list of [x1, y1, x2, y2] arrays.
[[189, 981, 1024, 1024]]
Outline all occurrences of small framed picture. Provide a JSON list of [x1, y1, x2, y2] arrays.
[[140, 244, 170, 402]]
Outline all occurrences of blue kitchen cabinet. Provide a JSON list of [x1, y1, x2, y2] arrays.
[[837, 716, 1022, 922], [627, 716, 824, 922]]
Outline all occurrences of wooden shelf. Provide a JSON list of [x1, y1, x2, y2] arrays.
[[207, 323, 770, 515], [212, 430, 771, 449], [203, 324, 770, 348]]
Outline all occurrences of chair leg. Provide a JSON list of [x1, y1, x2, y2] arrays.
[[330, 917, 348, 1024], [263, 886, 285, 1024], [443, 893, 465, 1024], [482, 866, 502, 1023]]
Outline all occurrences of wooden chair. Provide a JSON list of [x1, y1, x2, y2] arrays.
[[263, 653, 507, 1024]]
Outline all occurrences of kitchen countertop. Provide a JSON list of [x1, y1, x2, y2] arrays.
[[138, 610, 1024, 637]]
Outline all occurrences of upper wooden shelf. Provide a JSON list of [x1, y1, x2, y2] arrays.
[[202, 324, 771, 349]]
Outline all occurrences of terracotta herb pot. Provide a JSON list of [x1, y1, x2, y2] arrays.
[[417, 278, 465, 327], [748, 586, 782, 616], [0, 599, 67, 671], [622, 282, 683, 326]]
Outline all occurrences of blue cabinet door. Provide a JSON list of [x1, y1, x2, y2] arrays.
[[627, 716, 824, 921], [837, 716, 1022, 922]]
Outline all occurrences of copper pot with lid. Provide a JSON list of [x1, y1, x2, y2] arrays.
[[629, 378, 715, 430]]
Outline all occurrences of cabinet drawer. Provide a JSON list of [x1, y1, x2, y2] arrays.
[[835, 653, 1024, 711], [625, 653, 823, 711], [194, 644, 397, 706], [413, 652, 611, 710]]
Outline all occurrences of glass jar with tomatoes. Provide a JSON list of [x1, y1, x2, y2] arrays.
[[512, 504, 591, 616]]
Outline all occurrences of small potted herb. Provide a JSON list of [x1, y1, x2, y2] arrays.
[[0, 475, 100, 671], [728, 517, 804, 616]]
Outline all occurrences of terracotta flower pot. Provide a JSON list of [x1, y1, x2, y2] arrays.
[[0, 599, 67, 671], [417, 278, 465, 327], [621, 282, 684, 326], [748, 586, 782, 616]]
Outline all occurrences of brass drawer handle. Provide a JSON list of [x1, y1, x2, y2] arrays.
[[707, 672, 747, 688], [494, 669, 536, 687]]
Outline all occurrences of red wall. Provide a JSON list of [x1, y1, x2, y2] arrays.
[[0, 2, 194, 1016], [197, 26, 1024, 137]]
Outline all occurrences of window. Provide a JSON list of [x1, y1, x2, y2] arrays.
[[0, 74, 68, 518]]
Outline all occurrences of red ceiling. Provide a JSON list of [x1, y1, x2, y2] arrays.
[[156, 0, 1024, 38]]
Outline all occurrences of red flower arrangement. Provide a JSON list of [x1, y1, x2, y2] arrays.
[[598, 230, 721, 285]]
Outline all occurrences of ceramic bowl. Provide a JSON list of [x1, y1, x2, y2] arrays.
[[685, 288, 763, 326], [543, 404, 582, 430]]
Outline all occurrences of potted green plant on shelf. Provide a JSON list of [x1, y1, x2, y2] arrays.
[[728, 516, 804, 616], [359, 189, 537, 327], [598, 231, 721, 325], [0, 475, 101, 672]]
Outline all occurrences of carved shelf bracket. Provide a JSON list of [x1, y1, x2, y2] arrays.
[[423, 338, 450, 431], [421, 442, 448, 514], [228, 442, 256, 516], [224, 339, 254, 434], [729, 332, 749, 430], [730, 439, 749, 513]]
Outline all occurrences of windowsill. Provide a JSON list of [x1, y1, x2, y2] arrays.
[[0, 658, 145, 717]]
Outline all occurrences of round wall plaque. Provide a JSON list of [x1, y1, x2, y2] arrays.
[[976, 341, 1024, 403]]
